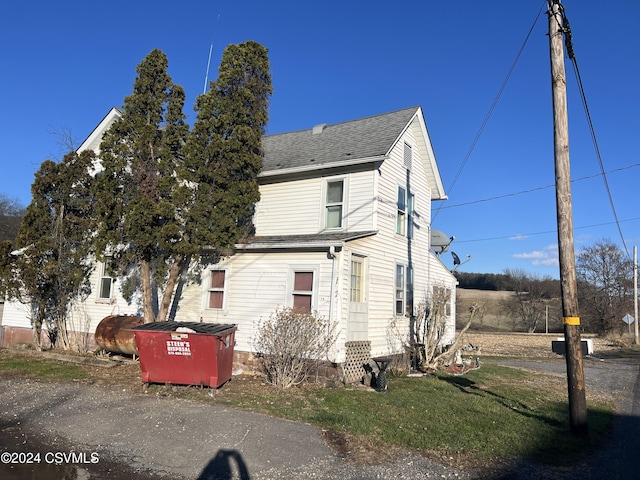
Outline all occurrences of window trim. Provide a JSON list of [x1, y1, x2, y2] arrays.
[[287, 265, 319, 312], [396, 186, 406, 236], [396, 186, 415, 238], [95, 259, 114, 303], [205, 266, 230, 312], [395, 263, 405, 316], [323, 176, 348, 230], [350, 255, 366, 303]]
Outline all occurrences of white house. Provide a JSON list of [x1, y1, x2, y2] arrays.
[[1, 106, 457, 381]]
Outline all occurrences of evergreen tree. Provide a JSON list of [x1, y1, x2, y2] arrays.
[[182, 40, 272, 249], [94, 44, 270, 323], [4, 151, 95, 350], [94, 49, 189, 323]]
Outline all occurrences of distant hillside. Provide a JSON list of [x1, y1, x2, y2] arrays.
[[456, 288, 564, 333], [455, 271, 560, 294], [455, 272, 510, 291]]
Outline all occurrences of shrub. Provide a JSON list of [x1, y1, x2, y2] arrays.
[[253, 307, 336, 389]]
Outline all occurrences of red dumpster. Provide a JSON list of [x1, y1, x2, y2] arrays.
[[130, 322, 237, 388]]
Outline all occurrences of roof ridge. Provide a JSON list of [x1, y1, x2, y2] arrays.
[[265, 106, 419, 138]]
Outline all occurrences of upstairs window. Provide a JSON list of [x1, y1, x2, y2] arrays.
[[397, 186, 406, 236], [396, 186, 415, 238], [325, 179, 344, 229]]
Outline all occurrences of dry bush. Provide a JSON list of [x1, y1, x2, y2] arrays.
[[253, 307, 336, 389], [412, 290, 477, 371]]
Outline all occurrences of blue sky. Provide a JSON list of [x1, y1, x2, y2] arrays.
[[1, 1, 638, 278]]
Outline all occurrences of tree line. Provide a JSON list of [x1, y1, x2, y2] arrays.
[[457, 239, 635, 335], [0, 42, 272, 350]]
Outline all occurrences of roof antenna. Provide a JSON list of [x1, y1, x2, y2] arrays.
[[203, 14, 221, 94]]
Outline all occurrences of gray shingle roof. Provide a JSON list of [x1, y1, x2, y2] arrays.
[[235, 231, 378, 250], [261, 106, 420, 175]]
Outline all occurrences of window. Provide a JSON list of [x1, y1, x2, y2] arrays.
[[406, 265, 414, 316], [395, 264, 405, 316], [397, 186, 406, 235], [408, 192, 415, 239], [97, 259, 114, 302], [396, 186, 415, 238], [325, 179, 344, 229], [207, 268, 227, 309], [350, 257, 364, 302], [292, 271, 314, 312]]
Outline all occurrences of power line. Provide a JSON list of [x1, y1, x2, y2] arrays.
[[454, 216, 640, 244], [438, 162, 640, 210], [560, 8, 630, 257], [432, 1, 547, 222]]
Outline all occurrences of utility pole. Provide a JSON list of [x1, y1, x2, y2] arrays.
[[547, 0, 588, 437], [634, 246, 638, 344]]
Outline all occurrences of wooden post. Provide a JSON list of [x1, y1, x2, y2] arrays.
[[634, 246, 638, 344], [547, 0, 588, 437]]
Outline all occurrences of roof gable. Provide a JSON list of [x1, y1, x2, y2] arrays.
[[77, 107, 122, 154]]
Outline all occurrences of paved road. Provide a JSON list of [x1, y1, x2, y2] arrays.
[[0, 354, 638, 479]]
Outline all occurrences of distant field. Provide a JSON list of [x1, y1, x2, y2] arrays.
[[456, 288, 564, 333]]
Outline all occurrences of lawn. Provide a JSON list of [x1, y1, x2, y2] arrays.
[[0, 348, 614, 469]]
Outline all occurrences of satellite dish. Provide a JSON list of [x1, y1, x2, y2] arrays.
[[430, 230, 454, 254], [452, 251, 461, 265]]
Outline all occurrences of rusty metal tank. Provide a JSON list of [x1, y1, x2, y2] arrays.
[[95, 315, 144, 355]]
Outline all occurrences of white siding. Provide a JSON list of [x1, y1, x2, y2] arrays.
[[255, 178, 321, 235], [176, 251, 338, 356], [335, 119, 457, 357], [1, 260, 139, 338], [254, 170, 376, 236]]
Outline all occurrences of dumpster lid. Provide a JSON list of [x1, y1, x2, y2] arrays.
[[131, 321, 236, 335]]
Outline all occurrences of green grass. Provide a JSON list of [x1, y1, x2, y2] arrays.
[[210, 364, 614, 466], [0, 350, 89, 381], [0, 349, 615, 468]]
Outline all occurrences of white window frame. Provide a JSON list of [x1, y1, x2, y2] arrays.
[[396, 186, 415, 238], [287, 265, 319, 312], [205, 266, 229, 312], [397, 186, 406, 236], [323, 176, 348, 230], [395, 263, 405, 316], [350, 255, 367, 303], [96, 259, 114, 303]]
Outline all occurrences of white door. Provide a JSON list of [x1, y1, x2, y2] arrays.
[[347, 256, 368, 341]]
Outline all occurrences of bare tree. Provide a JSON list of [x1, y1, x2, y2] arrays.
[[408, 287, 476, 371], [0, 193, 25, 242], [502, 269, 555, 333], [576, 239, 632, 334]]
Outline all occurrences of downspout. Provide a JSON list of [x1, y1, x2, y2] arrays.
[[327, 245, 337, 363]]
